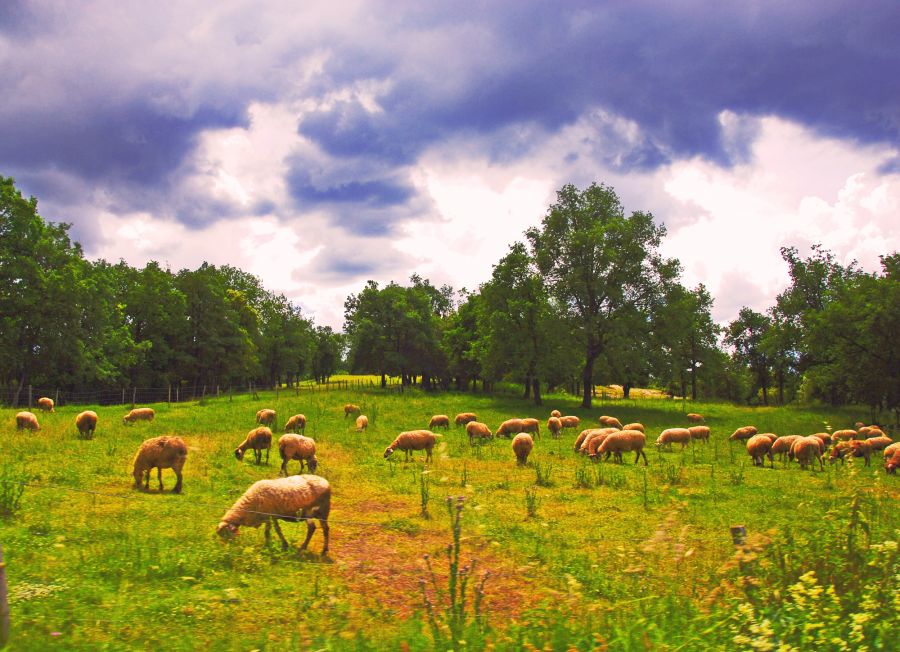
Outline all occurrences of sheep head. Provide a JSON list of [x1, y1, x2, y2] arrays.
[[216, 522, 239, 540], [383, 446, 395, 459], [234, 448, 245, 461]]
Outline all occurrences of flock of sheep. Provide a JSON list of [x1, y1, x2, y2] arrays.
[[12, 398, 900, 558]]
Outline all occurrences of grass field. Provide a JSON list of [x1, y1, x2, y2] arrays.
[[1, 388, 898, 650]]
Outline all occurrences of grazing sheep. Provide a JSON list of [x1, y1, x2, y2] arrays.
[[466, 421, 493, 444], [495, 419, 526, 438], [550, 409, 562, 418], [124, 407, 156, 425], [831, 429, 857, 442], [132, 436, 187, 493], [598, 430, 648, 465], [854, 421, 865, 430], [547, 417, 563, 439], [866, 436, 892, 451], [688, 426, 710, 443], [883, 442, 900, 461], [686, 413, 704, 423], [574, 428, 593, 452], [15, 411, 40, 431], [580, 428, 619, 455], [37, 397, 55, 413], [859, 427, 887, 440], [383, 430, 438, 463], [758, 432, 778, 442], [886, 447, 900, 474], [521, 418, 541, 438], [428, 414, 450, 430], [655, 428, 692, 451], [829, 440, 872, 466], [256, 409, 276, 427], [344, 404, 361, 417], [454, 413, 478, 426], [810, 432, 833, 448], [598, 415, 623, 429], [791, 436, 824, 471], [770, 435, 802, 461], [284, 414, 307, 434], [512, 433, 534, 466], [355, 415, 369, 432], [278, 434, 318, 476], [729, 426, 758, 442], [560, 416, 580, 430], [216, 475, 331, 555], [623, 423, 645, 433], [235, 427, 272, 465], [746, 435, 774, 467], [75, 411, 98, 439]]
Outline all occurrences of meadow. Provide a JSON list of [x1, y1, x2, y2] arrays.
[[1, 387, 898, 651]]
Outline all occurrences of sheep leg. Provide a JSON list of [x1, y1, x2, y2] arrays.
[[157, 467, 164, 491], [299, 516, 317, 552], [265, 446, 270, 465], [143, 470, 150, 490], [264, 519, 272, 545], [271, 518, 289, 550], [426, 447, 433, 463], [637, 449, 648, 466], [280, 458, 288, 476], [172, 468, 183, 493]]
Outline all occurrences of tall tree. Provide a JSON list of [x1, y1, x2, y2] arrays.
[[725, 307, 773, 405]]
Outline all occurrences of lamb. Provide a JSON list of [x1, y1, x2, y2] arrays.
[[428, 415, 450, 429], [559, 416, 580, 430], [729, 426, 758, 441], [124, 407, 156, 424], [746, 434, 774, 467], [580, 428, 619, 455], [278, 434, 318, 476], [550, 409, 562, 418], [598, 430, 648, 465], [547, 417, 563, 439], [886, 447, 900, 474], [623, 423, 645, 433], [791, 436, 824, 471], [512, 433, 534, 466], [688, 426, 710, 443], [255, 409, 276, 427], [495, 419, 526, 438], [37, 397, 55, 413], [15, 411, 40, 431], [344, 404, 361, 417], [867, 436, 893, 451], [75, 410, 98, 439], [132, 436, 187, 493], [216, 475, 331, 555], [686, 413, 704, 423], [383, 430, 438, 463], [598, 415, 623, 429], [284, 414, 307, 434], [466, 421, 492, 444], [655, 428, 692, 451], [829, 440, 872, 466], [831, 429, 857, 442], [235, 427, 272, 465], [521, 418, 541, 438], [770, 435, 802, 461], [355, 415, 369, 432], [454, 413, 478, 426]]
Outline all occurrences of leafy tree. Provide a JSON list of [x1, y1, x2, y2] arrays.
[[310, 326, 342, 384], [724, 307, 773, 405]]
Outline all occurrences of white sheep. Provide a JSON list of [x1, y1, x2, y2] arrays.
[[729, 426, 758, 441], [559, 416, 580, 430], [454, 412, 478, 426], [216, 475, 331, 555], [356, 415, 369, 432], [770, 435, 802, 461], [746, 434, 774, 467], [284, 414, 307, 434], [598, 415, 623, 429], [429, 415, 450, 429], [598, 430, 648, 465], [466, 421, 493, 444], [255, 408, 276, 427], [791, 436, 824, 471], [623, 423, 645, 433], [547, 417, 563, 439], [521, 418, 541, 438], [512, 433, 534, 466], [37, 397, 55, 413], [655, 428, 692, 451], [383, 430, 438, 463], [75, 410, 98, 439], [124, 407, 155, 425], [831, 429, 857, 442], [132, 436, 188, 493], [235, 427, 273, 464], [278, 434, 318, 476], [688, 426, 710, 443], [686, 413, 704, 423], [15, 411, 40, 431], [495, 419, 525, 438], [580, 428, 619, 455]]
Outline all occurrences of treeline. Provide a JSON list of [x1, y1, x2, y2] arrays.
[[0, 176, 342, 405]]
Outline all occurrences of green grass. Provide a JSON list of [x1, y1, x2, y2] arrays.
[[1, 388, 898, 650]]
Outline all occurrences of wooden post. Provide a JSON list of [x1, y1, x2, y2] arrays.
[[27, 385, 32, 409], [0, 544, 10, 648], [122, 387, 126, 405], [131, 387, 137, 408], [168, 384, 171, 407], [730, 525, 747, 545], [55, 388, 59, 408], [176, 386, 180, 403]]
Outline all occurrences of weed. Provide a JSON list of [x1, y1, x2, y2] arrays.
[[420, 471, 431, 518], [525, 487, 539, 518], [574, 464, 592, 489], [460, 462, 469, 488], [534, 462, 554, 487], [0, 466, 26, 518], [659, 461, 683, 486], [729, 462, 746, 486]]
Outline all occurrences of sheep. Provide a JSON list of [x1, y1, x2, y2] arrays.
[[512, 433, 534, 466], [15, 411, 40, 431], [574, 428, 593, 452], [75, 410, 98, 439], [124, 407, 155, 425], [854, 421, 865, 430], [37, 397, 55, 413], [791, 436, 824, 471], [353, 415, 368, 432], [466, 421, 492, 444], [598, 430, 648, 465], [278, 434, 318, 476], [831, 429, 857, 442], [729, 426, 758, 441], [829, 440, 872, 466], [655, 428, 692, 451], [580, 428, 619, 455], [550, 409, 562, 418], [883, 442, 900, 461], [866, 436, 892, 452], [495, 419, 526, 438], [216, 475, 331, 555], [521, 418, 541, 438], [686, 413, 704, 423], [428, 415, 450, 430], [688, 426, 710, 443], [623, 423, 645, 433], [810, 432, 833, 448], [344, 404, 361, 417], [383, 430, 438, 463], [255, 409, 276, 427], [235, 427, 272, 465], [859, 427, 887, 440], [598, 415, 623, 429], [886, 447, 900, 474], [758, 432, 778, 442], [770, 435, 802, 461], [132, 436, 187, 493], [454, 413, 478, 426], [284, 414, 307, 434], [547, 417, 563, 439], [559, 416, 580, 430], [746, 434, 774, 467]]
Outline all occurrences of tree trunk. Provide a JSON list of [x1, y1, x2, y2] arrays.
[[580, 357, 595, 409], [532, 377, 542, 406], [762, 384, 769, 406], [523, 374, 531, 399], [691, 366, 697, 401], [623, 382, 632, 400], [381, 372, 386, 388]]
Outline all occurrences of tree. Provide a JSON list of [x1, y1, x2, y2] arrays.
[[527, 182, 678, 408], [724, 307, 773, 405]]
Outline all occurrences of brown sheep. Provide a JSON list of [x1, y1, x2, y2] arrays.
[[235, 427, 273, 464], [580, 428, 619, 455], [830, 440, 872, 466], [686, 413, 704, 423], [598, 415, 623, 429], [429, 415, 450, 429], [521, 418, 541, 438], [550, 409, 562, 418], [547, 417, 563, 439], [383, 430, 438, 463], [598, 430, 648, 465], [256, 409, 276, 427], [729, 426, 758, 442], [831, 429, 857, 442], [656, 428, 692, 451], [746, 434, 774, 467], [466, 421, 492, 444], [559, 416, 580, 430], [123, 407, 155, 425], [791, 437, 824, 471], [75, 410, 98, 439], [867, 436, 893, 451], [623, 423, 645, 433], [512, 433, 534, 466], [15, 411, 40, 431], [495, 419, 526, 438], [886, 447, 900, 474], [355, 415, 369, 432], [883, 442, 900, 461], [132, 436, 188, 493], [278, 434, 318, 475], [343, 404, 361, 417], [284, 414, 307, 434], [770, 435, 802, 461], [37, 397, 55, 413], [688, 426, 710, 443], [454, 413, 478, 426], [810, 432, 833, 448]]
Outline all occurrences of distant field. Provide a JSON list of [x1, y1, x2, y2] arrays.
[[1, 389, 897, 650]]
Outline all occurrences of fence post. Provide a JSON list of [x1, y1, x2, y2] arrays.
[[0, 544, 9, 648], [27, 385, 32, 409], [176, 386, 180, 403], [168, 384, 171, 407], [131, 387, 137, 409], [54, 388, 59, 409], [730, 525, 747, 546], [122, 387, 125, 405]]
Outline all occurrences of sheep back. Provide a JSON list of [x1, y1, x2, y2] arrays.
[[428, 415, 450, 429], [623, 423, 645, 433], [124, 407, 156, 424], [688, 426, 710, 441], [218, 475, 331, 531], [75, 410, 98, 436], [466, 421, 492, 442], [729, 426, 758, 441], [15, 411, 40, 431], [511, 433, 534, 465], [37, 397, 55, 412], [495, 419, 525, 438], [454, 412, 478, 426], [284, 414, 307, 433]]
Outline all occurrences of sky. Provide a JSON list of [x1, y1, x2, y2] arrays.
[[2, 1, 898, 328]]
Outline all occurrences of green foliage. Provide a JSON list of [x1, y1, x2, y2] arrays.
[[533, 461, 553, 487], [0, 465, 27, 517], [524, 486, 539, 517]]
